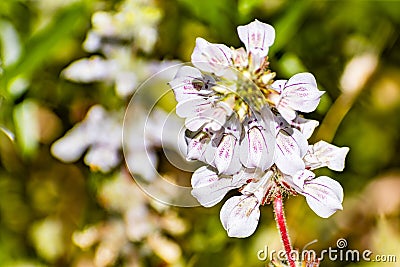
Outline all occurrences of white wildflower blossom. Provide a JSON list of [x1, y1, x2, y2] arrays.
[[51, 105, 122, 173], [169, 20, 349, 238]]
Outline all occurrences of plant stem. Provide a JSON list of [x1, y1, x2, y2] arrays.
[[273, 191, 296, 267]]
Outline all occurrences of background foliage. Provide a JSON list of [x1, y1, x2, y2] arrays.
[[1, 0, 400, 266]]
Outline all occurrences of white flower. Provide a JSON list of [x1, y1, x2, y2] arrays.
[[51, 105, 122, 173], [169, 19, 349, 238], [270, 73, 325, 122], [286, 170, 343, 218], [304, 140, 350, 171]]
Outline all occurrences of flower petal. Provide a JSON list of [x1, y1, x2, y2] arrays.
[[169, 66, 214, 102], [302, 176, 343, 218], [175, 97, 212, 119], [291, 116, 319, 139], [213, 133, 242, 175], [239, 123, 274, 171], [61, 56, 115, 82], [304, 140, 350, 171], [282, 73, 325, 113], [220, 195, 260, 238], [291, 169, 315, 189], [237, 20, 275, 58], [191, 37, 233, 76], [185, 132, 210, 161], [191, 166, 239, 207], [274, 127, 308, 175]]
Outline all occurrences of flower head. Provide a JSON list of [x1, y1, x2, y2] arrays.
[[169, 20, 349, 238]]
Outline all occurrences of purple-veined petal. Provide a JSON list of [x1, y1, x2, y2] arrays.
[[220, 195, 261, 238], [186, 132, 210, 161], [200, 101, 233, 132], [282, 73, 324, 113], [176, 97, 212, 118], [270, 79, 287, 94], [191, 38, 233, 76], [277, 103, 297, 122], [237, 20, 275, 58], [302, 176, 343, 218], [240, 170, 273, 202], [291, 116, 319, 139], [304, 140, 350, 171], [191, 166, 239, 207], [169, 66, 215, 102], [213, 133, 242, 175], [232, 47, 248, 68], [232, 167, 263, 185], [291, 169, 315, 189], [239, 123, 274, 171], [274, 127, 308, 175]]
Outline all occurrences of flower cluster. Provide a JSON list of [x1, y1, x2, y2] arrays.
[[62, 0, 167, 98], [169, 20, 349, 238], [52, 0, 181, 177]]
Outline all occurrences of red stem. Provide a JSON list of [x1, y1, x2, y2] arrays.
[[273, 192, 296, 267]]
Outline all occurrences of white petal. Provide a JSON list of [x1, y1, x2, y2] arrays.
[[186, 133, 210, 161], [237, 20, 275, 58], [304, 140, 349, 171], [191, 38, 233, 76], [201, 106, 231, 132], [176, 97, 212, 118], [191, 167, 238, 207], [274, 128, 308, 175], [283, 73, 324, 113], [220, 195, 260, 238], [126, 149, 158, 182], [61, 56, 115, 82], [84, 146, 120, 173], [51, 124, 89, 162], [232, 167, 263, 185], [214, 134, 241, 175], [302, 176, 343, 218], [115, 72, 137, 97], [277, 104, 297, 122], [291, 117, 319, 139], [291, 169, 315, 189], [191, 166, 219, 188], [270, 79, 287, 94], [169, 66, 214, 102], [239, 125, 274, 171]]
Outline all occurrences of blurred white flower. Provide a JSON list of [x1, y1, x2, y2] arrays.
[[51, 105, 122, 173]]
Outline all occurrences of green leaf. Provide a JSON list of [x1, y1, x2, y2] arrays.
[[1, 3, 89, 98], [13, 99, 39, 157]]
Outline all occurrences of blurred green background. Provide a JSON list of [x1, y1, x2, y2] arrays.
[[1, 0, 400, 266]]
